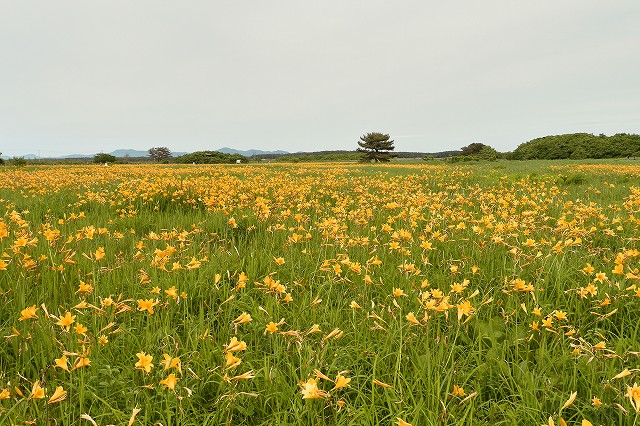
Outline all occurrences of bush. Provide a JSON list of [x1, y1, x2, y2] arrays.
[[10, 157, 27, 167], [175, 151, 248, 164], [93, 153, 117, 164]]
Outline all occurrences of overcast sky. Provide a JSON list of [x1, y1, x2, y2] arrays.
[[1, 1, 639, 157]]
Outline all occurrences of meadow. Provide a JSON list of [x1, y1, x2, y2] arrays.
[[1, 160, 640, 425]]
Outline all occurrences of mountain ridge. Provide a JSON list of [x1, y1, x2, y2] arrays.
[[2, 147, 290, 159]]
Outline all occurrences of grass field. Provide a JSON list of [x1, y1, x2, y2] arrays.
[[2, 160, 640, 425]]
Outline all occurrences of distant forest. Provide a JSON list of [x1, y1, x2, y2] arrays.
[[511, 133, 640, 160]]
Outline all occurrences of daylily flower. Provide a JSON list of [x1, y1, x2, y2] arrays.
[[135, 352, 154, 373]]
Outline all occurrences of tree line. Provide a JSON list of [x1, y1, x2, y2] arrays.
[[511, 133, 640, 160]]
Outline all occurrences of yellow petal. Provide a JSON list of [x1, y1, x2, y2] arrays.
[[48, 386, 67, 404], [613, 369, 631, 380], [128, 407, 142, 426], [561, 391, 577, 410]]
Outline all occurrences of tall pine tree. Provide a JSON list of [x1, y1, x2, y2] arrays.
[[357, 132, 398, 163]]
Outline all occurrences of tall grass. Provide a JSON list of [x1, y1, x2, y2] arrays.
[[1, 161, 640, 425]]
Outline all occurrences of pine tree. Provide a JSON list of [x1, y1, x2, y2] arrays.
[[357, 132, 398, 163]]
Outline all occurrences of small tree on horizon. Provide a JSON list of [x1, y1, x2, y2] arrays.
[[149, 147, 172, 162], [357, 132, 398, 163], [93, 153, 117, 164]]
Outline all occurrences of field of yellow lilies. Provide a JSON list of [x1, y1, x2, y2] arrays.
[[2, 161, 640, 425]]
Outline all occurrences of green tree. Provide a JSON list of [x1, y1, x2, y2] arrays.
[[357, 132, 398, 163], [10, 157, 27, 166], [460, 143, 487, 156], [148, 147, 172, 162], [175, 151, 248, 164], [93, 153, 117, 164]]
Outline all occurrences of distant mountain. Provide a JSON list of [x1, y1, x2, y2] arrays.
[[216, 147, 289, 157], [23, 149, 189, 159], [109, 149, 188, 157], [59, 154, 92, 159], [2, 147, 284, 160]]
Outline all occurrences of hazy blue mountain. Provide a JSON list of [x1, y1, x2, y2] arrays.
[[216, 147, 289, 157], [3, 147, 283, 160], [59, 154, 93, 159], [109, 149, 188, 157]]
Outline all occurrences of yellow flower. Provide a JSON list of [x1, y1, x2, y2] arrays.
[[392, 288, 405, 297], [593, 341, 606, 350], [350, 301, 361, 309], [225, 351, 242, 369], [186, 257, 201, 270], [94, 247, 105, 261], [159, 373, 179, 390], [0, 389, 10, 400], [265, 321, 279, 334], [612, 369, 631, 380], [332, 373, 351, 390], [396, 419, 413, 426], [76, 280, 93, 294], [19, 305, 38, 321], [300, 378, 327, 399], [74, 323, 88, 336], [73, 356, 91, 370], [554, 310, 567, 321], [274, 257, 285, 266], [30, 381, 45, 399], [137, 299, 157, 314], [627, 383, 640, 412], [561, 391, 577, 410], [160, 354, 182, 374], [225, 337, 247, 352], [233, 312, 252, 325], [456, 300, 474, 321], [591, 396, 603, 406], [231, 371, 255, 381], [55, 354, 69, 372], [165, 286, 178, 300], [135, 352, 154, 373], [405, 312, 421, 326], [48, 386, 67, 404], [306, 324, 321, 334], [452, 385, 465, 396], [56, 311, 76, 331]]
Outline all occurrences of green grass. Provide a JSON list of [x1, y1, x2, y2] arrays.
[[1, 160, 640, 425]]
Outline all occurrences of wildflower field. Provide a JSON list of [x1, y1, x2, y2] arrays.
[[2, 160, 640, 425]]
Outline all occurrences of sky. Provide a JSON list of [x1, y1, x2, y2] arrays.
[[1, 1, 639, 157]]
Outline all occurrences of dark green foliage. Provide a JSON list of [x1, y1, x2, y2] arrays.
[[176, 151, 248, 164], [357, 132, 399, 163], [512, 133, 640, 160], [93, 153, 117, 164], [10, 157, 28, 166], [148, 146, 172, 162], [461, 143, 487, 156], [450, 144, 500, 162]]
